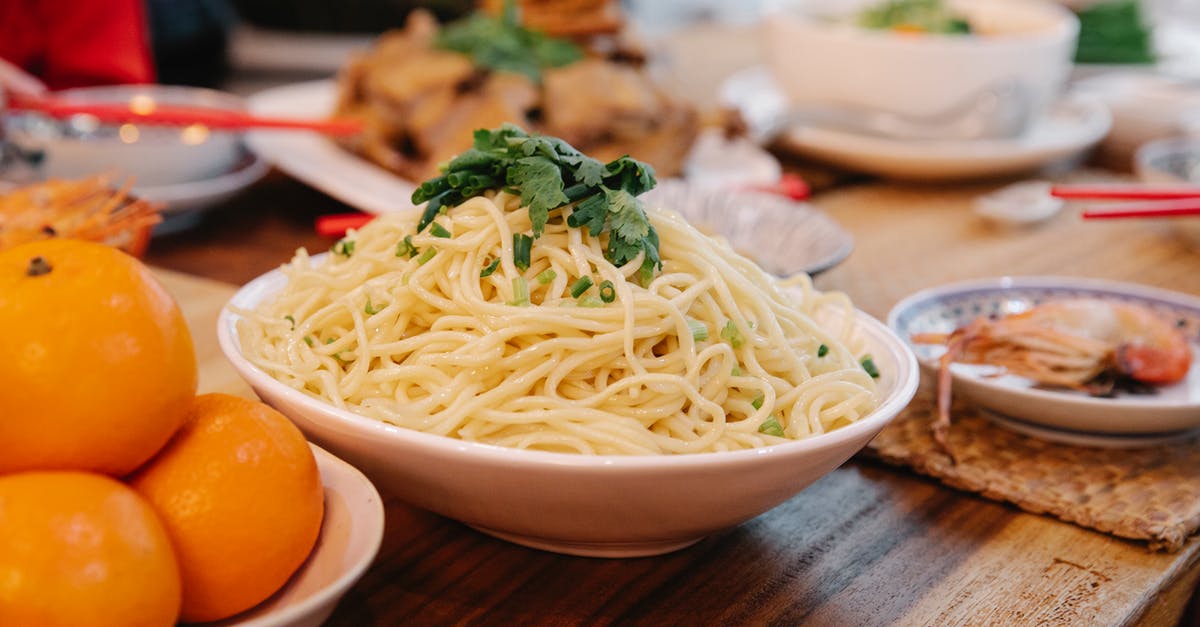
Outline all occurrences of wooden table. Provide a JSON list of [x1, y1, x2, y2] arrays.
[[145, 173, 1200, 626]]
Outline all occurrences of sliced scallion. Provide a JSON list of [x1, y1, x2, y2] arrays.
[[417, 247, 437, 265], [513, 233, 532, 272], [430, 222, 452, 238], [577, 295, 603, 308], [510, 276, 530, 306], [365, 297, 384, 315], [396, 236, 417, 258], [303, 335, 315, 347], [751, 393, 764, 411], [721, 320, 745, 348], [686, 318, 708, 342], [818, 344, 829, 358], [332, 238, 355, 257], [758, 415, 785, 437], [480, 257, 500, 278], [569, 276, 593, 298], [861, 356, 880, 379], [284, 315, 295, 330], [535, 268, 557, 285], [598, 280, 616, 303]]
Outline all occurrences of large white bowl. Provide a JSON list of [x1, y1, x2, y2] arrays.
[[764, 0, 1079, 124], [218, 268, 919, 558]]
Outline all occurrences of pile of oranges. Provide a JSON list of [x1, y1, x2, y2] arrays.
[[0, 239, 325, 626]]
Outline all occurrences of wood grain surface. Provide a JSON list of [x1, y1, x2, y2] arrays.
[[149, 174, 1200, 626]]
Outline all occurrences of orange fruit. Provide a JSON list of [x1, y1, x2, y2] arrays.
[[129, 393, 325, 623], [0, 471, 182, 627], [0, 238, 197, 476]]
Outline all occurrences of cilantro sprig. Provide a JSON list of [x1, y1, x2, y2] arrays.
[[411, 125, 662, 277], [435, 0, 583, 83]]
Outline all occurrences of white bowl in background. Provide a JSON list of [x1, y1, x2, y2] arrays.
[[764, 0, 1079, 126], [218, 265, 919, 558], [1134, 137, 1200, 248], [215, 444, 383, 627], [5, 85, 245, 188]]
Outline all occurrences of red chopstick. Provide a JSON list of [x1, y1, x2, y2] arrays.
[[7, 95, 363, 136], [316, 213, 374, 237], [1080, 198, 1200, 220], [1051, 184, 1200, 201]]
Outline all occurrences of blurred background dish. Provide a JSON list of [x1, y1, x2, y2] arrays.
[[1134, 136, 1200, 249]]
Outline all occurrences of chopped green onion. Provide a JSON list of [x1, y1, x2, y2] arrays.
[[598, 280, 616, 303], [758, 415, 785, 437], [303, 335, 315, 347], [687, 318, 708, 342], [480, 257, 501, 278], [577, 295, 602, 308], [731, 366, 742, 377], [284, 315, 295, 330], [751, 393, 764, 411], [326, 338, 335, 344], [395, 236, 417, 258], [818, 344, 829, 358], [365, 297, 384, 315], [721, 320, 745, 348], [637, 263, 654, 287], [535, 268, 557, 285], [430, 222, 452, 238], [510, 276, 530, 306], [513, 233, 532, 272], [861, 356, 880, 379], [417, 247, 437, 265], [569, 276, 593, 298], [332, 238, 355, 257]]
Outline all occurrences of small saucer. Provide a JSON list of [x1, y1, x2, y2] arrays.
[[983, 411, 1200, 449], [136, 150, 270, 234], [720, 66, 1112, 181]]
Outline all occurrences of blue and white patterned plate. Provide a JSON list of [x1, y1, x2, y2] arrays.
[[888, 276, 1200, 442]]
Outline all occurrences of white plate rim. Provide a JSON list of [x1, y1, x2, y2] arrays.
[[887, 275, 1200, 434]]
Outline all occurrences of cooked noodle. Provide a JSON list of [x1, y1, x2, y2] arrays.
[[236, 192, 878, 454]]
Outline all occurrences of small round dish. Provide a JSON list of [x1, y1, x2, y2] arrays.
[[888, 276, 1200, 437], [137, 150, 271, 234], [213, 443, 383, 627], [642, 180, 853, 276], [1134, 137, 1200, 249], [218, 264, 918, 557]]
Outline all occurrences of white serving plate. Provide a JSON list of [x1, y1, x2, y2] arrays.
[[888, 276, 1200, 440]]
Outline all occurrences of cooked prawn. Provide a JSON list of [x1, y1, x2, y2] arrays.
[[912, 298, 1193, 456], [0, 176, 160, 255]]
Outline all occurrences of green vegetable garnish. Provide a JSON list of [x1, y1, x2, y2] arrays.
[[857, 0, 972, 34], [396, 235, 418, 258], [569, 276, 593, 298], [332, 238, 355, 257], [818, 344, 829, 358], [1074, 0, 1155, 64], [510, 276, 530, 307], [861, 356, 881, 379], [751, 393, 765, 411], [598, 280, 616, 303], [576, 295, 603, 308], [435, 0, 583, 83], [284, 315, 295, 330], [731, 366, 742, 377], [535, 268, 557, 285], [303, 335, 315, 347], [721, 320, 745, 349], [412, 125, 660, 276], [758, 416, 785, 437], [513, 233, 533, 272], [687, 318, 708, 342], [430, 222, 452, 238], [417, 247, 437, 265], [365, 297, 384, 315], [480, 257, 501, 277]]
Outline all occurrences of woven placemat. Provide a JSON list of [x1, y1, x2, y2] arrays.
[[863, 389, 1200, 551]]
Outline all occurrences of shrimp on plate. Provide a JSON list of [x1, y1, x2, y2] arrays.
[[911, 298, 1193, 454]]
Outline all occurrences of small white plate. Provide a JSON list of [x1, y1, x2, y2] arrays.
[[887, 276, 1200, 437], [720, 66, 1112, 181], [138, 151, 271, 234]]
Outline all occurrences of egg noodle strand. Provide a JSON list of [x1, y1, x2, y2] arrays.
[[235, 192, 877, 454]]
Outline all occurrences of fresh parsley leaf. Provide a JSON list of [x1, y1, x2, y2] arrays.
[[434, 1, 583, 83], [508, 156, 567, 236]]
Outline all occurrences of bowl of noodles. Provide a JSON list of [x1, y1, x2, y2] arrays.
[[218, 128, 918, 557]]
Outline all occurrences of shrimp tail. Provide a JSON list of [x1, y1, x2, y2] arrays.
[[932, 322, 981, 464]]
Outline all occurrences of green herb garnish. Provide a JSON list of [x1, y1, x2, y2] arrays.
[[303, 335, 315, 347], [577, 295, 603, 308], [687, 318, 708, 342], [435, 0, 583, 83], [535, 268, 557, 285], [721, 320, 745, 349], [758, 415, 785, 437], [365, 297, 384, 315], [569, 276, 593, 298], [818, 344, 829, 358], [598, 280, 616, 303], [513, 233, 533, 272], [480, 257, 501, 277], [411, 125, 660, 276], [857, 0, 972, 34], [332, 238, 355, 257], [430, 222, 452, 238], [417, 247, 437, 265], [861, 356, 881, 379], [751, 393, 765, 411], [510, 276, 530, 306], [284, 315, 295, 330], [1074, 0, 1156, 64], [396, 235, 418, 258], [731, 366, 742, 377]]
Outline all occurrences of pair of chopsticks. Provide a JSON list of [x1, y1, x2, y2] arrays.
[[6, 93, 363, 136], [1050, 184, 1200, 220]]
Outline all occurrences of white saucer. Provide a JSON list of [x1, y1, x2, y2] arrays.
[[137, 150, 271, 234], [720, 66, 1112, 181], [983, 411, 1200, 449]]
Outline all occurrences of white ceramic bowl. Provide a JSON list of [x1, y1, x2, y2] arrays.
[[218, 268, 919, 558], [213, 444, 384, 627], [1134, 137, 1200, 249], [764, 0, 1079, 124], [4, 85, 245, 187]]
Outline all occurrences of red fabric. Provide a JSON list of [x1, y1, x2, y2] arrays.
[[0, 0, 155, 89]]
